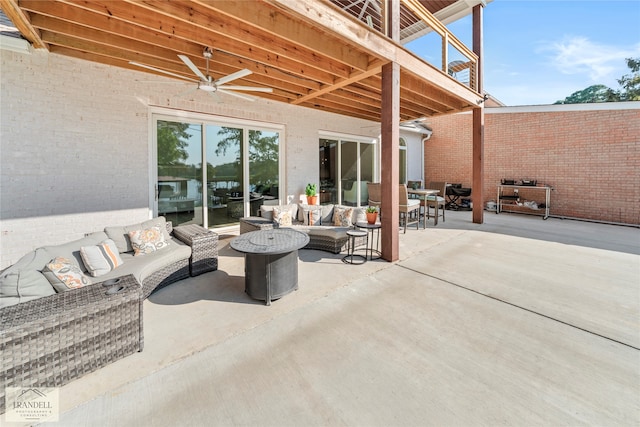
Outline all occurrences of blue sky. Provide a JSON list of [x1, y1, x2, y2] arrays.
[[408, 0, 640, 106]]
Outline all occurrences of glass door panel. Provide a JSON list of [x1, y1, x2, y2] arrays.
[[319, 139, 337, 205], [205, 125, 243, 227], [157, 120, 203, 227], [340, 140, 358, 205], [249, 130, 279, 216]]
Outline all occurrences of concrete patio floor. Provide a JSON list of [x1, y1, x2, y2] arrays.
[[39, 211, 640, 426]]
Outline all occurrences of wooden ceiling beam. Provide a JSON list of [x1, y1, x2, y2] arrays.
[[193, 0, 371, 72], [51, 0, 338, 86], [126, 0, 354, 80], [291, 59, 385, 105], [0, 0, 47, 48]]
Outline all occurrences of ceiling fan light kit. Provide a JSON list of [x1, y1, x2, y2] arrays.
[[131, 48, 273, 101]]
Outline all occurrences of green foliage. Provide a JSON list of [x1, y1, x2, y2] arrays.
[[617, 57, 640, 101], [366, 206, 378, 213], [554, 84, 619, 104], [305, 183, 317, 196], [157, 121, 189, 166], [554, 57, 639, 104]]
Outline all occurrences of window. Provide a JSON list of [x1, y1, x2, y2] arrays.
[[154, 111, 283, 229]]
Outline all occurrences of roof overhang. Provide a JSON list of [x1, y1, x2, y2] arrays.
[[0, 0, 484, 121]]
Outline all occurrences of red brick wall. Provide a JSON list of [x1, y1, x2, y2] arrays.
[[425, 106, 640, 225]]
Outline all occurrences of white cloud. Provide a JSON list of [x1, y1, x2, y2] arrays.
[[539, 36, 640, 82]]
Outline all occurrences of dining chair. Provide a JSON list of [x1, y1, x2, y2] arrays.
[[367, 182, 381, 214], [422, 181, 447, 225], [399, 184, 420, 233]]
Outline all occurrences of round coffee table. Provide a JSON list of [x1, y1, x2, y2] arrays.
[[230, 229, 309, 305]]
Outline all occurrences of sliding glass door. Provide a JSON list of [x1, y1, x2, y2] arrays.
[[319, 135, 376, 207], [155, 114, 281, 229]]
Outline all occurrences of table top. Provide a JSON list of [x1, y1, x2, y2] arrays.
[[230, 229, 309, 255], [355, 221, 381, 229], [408, 188, 439, 196]]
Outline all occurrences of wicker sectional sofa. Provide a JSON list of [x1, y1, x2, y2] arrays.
[[0, 217, 218, 413], [240, 203, 368, 254]]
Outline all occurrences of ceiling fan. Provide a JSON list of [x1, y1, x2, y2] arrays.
[[130, 48, 273, 101]]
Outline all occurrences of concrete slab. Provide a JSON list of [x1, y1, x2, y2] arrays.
[[14, 211, 639, 426]]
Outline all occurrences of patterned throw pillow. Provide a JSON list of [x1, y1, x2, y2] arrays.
[[333, 206, 354, 226], [303, 207, 322, 226], [272, 207, 292, 226], [128, 226, 168, 256], [80, 239, 124, 277], [42, 257, 91, 292]]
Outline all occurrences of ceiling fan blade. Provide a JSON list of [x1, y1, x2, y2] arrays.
[[216, 69, 252, 85], [217, 88, 257, 102], [129, 61, 198, 82], [178, 54, 208, 81], [219, 86, 273, 93]]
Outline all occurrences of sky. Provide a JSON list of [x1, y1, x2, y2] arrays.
[[408, 0, 640, 106]]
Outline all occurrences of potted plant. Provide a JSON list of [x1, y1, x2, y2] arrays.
[[366, 206, 378, 224], [305, 183, 318, 205]]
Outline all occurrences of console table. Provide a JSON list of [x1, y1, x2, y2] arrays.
[[230, 229, 309, 305], [496, 184, 552, 219]]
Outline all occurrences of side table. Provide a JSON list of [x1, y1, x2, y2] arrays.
[[342, 229, 368, 265], [355, 222, 382, 260], [173, 224, 219, 276]]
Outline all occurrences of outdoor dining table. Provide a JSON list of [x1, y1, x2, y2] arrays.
[[407, 187, 440, 227]]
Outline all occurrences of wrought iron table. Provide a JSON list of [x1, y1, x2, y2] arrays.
[[230, 229, 309, 305]]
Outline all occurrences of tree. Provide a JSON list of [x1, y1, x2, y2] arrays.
[[157, 121, 189, 166], [617, 57, 640, 101], [554, 84, 619, 104], [554, 57, 639, 104]]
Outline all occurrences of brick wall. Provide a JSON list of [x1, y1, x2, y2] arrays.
[[425, 105, 640, 225]]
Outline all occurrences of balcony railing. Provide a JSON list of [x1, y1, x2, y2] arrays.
[[331, 0, 478, 91]]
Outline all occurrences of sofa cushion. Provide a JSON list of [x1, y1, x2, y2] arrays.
[[0, 248, 56, 308], [80, 239, 124, 277], [128, 226, 168, 256], [42, 257, 92, 292], [41, 231, 109, 273], [98, 239, 191, 285], [259, 204, 298, 222], [301, 205, 322, 226], [105, 217, 172, 253]]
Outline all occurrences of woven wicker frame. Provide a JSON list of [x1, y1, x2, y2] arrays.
[[0, 224, 218, 414], [240, 217, 353, 254], [0, 275, 143, 413], [172, 224, 219, 277]]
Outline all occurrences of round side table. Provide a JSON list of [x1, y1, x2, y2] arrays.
[[342, 229, 368, 265]]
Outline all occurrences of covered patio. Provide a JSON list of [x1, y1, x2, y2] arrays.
[[53, 212, 639, 425]]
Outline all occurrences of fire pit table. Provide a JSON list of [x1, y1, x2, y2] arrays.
[[230, 229, 309, 305]]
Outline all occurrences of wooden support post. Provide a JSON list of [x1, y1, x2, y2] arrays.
[[381, 62, 400, 262], [472, 3, 484, 224], [380, 0, 400, 261]]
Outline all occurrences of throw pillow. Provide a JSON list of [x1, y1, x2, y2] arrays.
[[333, 206, 354, 226], [272, 207, 292, 226], [128, 226, 168, 256], [80, 239, 124, 277], [308, 208, 322, 226], [42, 257, 92, 292]]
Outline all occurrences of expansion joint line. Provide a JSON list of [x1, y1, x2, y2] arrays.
[[398, 265, 640, 352]]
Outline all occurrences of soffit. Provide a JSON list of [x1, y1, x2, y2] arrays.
[[0, 0, 483, 122]]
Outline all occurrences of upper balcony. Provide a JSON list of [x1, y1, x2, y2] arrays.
[[2, 0, 486, 121]]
